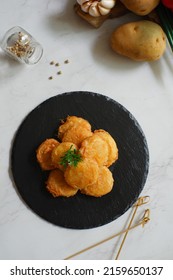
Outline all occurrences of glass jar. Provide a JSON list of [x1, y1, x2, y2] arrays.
[[0, 26, 43, 64]]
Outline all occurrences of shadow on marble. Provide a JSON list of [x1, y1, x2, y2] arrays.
[[45, 0, 91, 34], [91, 30, 168, 79], [44, 0, 173, 80], [164, 51, 173, 73], [149, 59, 165, 86], [0, 51, 25, 82], [91, 30, 142, 72], [146, 49, 173, 86]]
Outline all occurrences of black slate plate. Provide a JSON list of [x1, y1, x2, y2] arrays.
[[11, 91, 149, 229]]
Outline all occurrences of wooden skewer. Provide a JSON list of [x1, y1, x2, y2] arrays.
[[115, 196, 150, 260], [64, 196, 150, 260]]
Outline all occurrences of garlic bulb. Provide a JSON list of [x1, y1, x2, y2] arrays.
[[77, 0, 116, 17]]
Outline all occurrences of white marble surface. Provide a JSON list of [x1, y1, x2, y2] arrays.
[[0, 0, 173, 260]]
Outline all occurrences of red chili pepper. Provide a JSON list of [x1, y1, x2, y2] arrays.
[[162, 0, 173, 12]]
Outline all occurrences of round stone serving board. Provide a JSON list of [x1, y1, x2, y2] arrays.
[[11, 91, 149, 229]]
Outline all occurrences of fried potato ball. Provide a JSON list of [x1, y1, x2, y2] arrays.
[[79, 134, 109, 166], [62, 126, 93, 147], [58, 116, 91, 140], [64, 158, 99, 190], [94, 129, 118, 167], [51, 142, 78, 171], [36, 138, 59, 170], [37, 115, 118, 200], [81, 166, 114, 197], [46, 169, 78, 197]]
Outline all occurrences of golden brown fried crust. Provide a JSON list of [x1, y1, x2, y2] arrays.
[[62, 126, 93, 146], [37, 116, 118, 199], [79, 134, 109, 166], [81, 166, 114, 197], [36, 138, 59, 170], [64, 158, 99, 190], [58, 116, 91, 140], [51, 142, 78, 171], [94, 129, 118, 167], [46, 169, 78, 197]]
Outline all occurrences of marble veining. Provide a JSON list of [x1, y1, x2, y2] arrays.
[[0, 0, 173, 260]]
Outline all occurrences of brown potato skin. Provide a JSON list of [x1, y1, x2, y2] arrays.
[[46, 169, 78, 197], [111, 20, 166, 61], [64, 158, 99, 190], [36, 138, 59, 170], [120, 0, 160, 15], [81, 166, 114, 197]]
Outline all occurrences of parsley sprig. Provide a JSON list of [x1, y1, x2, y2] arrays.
[[60, 145, 82, 168]]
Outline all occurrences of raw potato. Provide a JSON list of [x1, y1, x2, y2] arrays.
[[111, 20, 166, 61], [120, 0, 160, 16]]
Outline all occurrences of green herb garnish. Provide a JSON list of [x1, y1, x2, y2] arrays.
[[157, 3, 173, 52], [60, 145, 82, 168]]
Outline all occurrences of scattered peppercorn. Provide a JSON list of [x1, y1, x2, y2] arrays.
[[64, 59, 69, 64], [7, 32, 31, 59], [48, 58, 70, 79]]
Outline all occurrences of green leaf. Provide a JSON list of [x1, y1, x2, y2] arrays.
[[157, 3, 173, 52], [59, 145, 82, 168]]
